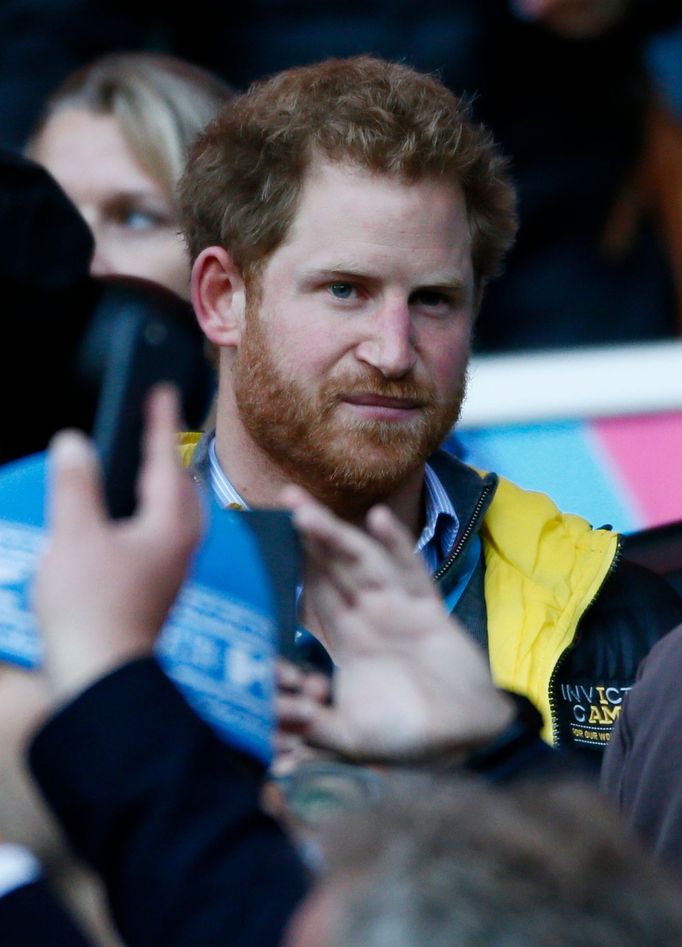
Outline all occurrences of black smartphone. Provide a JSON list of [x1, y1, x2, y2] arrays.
[[85, 278, 300, 657], [85, 279, 214, 518]]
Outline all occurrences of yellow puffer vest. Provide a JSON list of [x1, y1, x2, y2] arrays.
[[179, 433, 618, 743], [179, 432, 203, 469], [480, 475, 618, 741]]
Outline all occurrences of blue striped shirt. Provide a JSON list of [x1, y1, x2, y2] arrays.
[[207, 436, 459, 572]]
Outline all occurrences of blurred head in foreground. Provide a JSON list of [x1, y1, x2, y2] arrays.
[[287, 775, 682, 947]]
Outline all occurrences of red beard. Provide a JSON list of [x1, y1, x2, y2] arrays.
[[233, 309, 465, 517]]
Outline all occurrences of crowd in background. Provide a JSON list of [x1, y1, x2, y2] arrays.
[[2, 0, 682, 350]]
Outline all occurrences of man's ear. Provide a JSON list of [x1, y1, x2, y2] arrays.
[[191, 246, 245, 348]]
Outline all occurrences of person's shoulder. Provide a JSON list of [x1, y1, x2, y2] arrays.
[[554, 558, 682, 760], [573, 557, 682, 667], [596, 557, 682, 624], [636, 621, 682, 682]]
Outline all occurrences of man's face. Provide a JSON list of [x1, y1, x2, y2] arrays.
[[233, 160, 474, 514]]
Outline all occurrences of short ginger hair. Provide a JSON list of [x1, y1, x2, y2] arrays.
[[178, 55, 518, 290]]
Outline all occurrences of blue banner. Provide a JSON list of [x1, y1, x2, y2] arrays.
[[0, 452, 298, 765]]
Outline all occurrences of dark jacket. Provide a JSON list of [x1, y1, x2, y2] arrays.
[[0, 881, 91, 947], [601, 621, 682, 878], [28, 659, 308, 947]]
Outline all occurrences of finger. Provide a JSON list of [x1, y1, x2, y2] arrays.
[[365, 504, 414, 557], [290, 491, 404, 603], [296, 496, 424, 597], [366, 504, 432, 586], [300, 559, 351, 643], [301, 523, 384, 605], [302, 705, 355, 757], [300, 671, 332, 703], [137, 384, 182, 514], [279, 483, 314, 510], [48, 430, 106, 538], [277, 661, 332, 703], [277, 693, 317, 731], [288, 493, 366, 564], [276, 658, 305, 692], [298, 541, 355, 625], [286, 486, 404, 595], [274, 730, 304, 752], [270, 743, 309, 778], [138, 386, 203, 543]]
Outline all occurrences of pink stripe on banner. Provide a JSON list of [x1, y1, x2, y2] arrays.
[[593, 412, 682, 528]]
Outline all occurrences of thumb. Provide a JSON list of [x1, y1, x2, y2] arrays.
[[303, 705, 357, 758], [48, 431, 107, 539]]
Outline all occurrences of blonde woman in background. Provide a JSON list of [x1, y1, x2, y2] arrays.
[[27, 52, 233, 299]]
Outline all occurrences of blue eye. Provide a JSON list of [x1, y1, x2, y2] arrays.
[[106, 197, 174, 232], [329, 282, 355, 299], [123, 209, 163, 231]]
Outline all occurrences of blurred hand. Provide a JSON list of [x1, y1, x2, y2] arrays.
[[280, 486, 513, 762], [34, 385, 203, 703], [275, 660, 334, 777], [511, 0, 628, 39]]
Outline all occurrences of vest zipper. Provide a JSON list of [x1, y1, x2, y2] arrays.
[[432, 482, 494, 584], [547, 533, 624, 747]]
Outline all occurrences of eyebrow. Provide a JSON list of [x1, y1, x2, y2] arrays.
[[300, 266, 469, 292], [300, 265, 368, 281], [104, 189, 171, 204]]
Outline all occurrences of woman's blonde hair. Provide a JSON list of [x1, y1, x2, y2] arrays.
[[28, 51, 234, 202]]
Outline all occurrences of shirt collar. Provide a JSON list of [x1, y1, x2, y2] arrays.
[[418, 463, 459, 571], [208, 437, 247, 510], [206, 434, 458, 572]]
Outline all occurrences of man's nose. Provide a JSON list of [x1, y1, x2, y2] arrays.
[[355, 299, 417, 378]]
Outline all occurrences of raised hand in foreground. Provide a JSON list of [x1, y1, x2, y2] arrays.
[[34, 386, 203, 703], [279, 486, 514, 763]]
